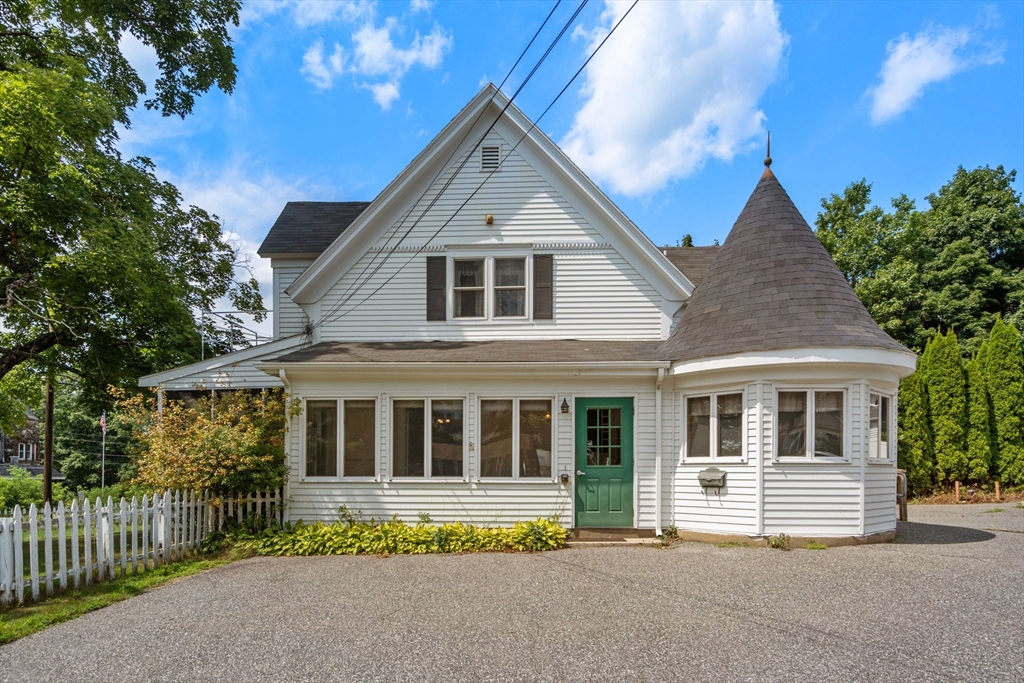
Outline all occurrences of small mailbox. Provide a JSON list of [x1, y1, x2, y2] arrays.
[[698, 467, 727, 489]]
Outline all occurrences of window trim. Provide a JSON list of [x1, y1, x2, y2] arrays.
[[451, 258, 486, 320], [17, 442, 29, 461], [773, 387, 850, 463], [446, 253, 533, 322], [867, 390, 895, 463], [477, 396, 556, 482], [300, 396, 379, 482], [681, 389, 747, 463], [389, 396, 468, 482]]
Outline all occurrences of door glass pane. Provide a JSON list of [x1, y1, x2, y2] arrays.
[[454, 260, 483, 287], [777, 391, 806, 457], [455, 290, 483, 317], [814, 391, 844, 458], [343, 400, 375, 477], [687, 396, 711, 458], [480, 400, 513, 477], [586, 407, 622, 466], [431, 399, 464, 477], [393, 400, 424, 477], [520, 400, 552, 478], [717, 393, 743, 458], [495, 289, 525, 317], [306, 400, 337, 477], [494, 259, 524, 286], [869, 394, 880, 459]]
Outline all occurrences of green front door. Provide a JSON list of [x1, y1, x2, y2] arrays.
[[575, 398, 634, 528]]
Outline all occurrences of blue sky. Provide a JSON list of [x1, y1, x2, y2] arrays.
[[118, 0, 1023, 332]]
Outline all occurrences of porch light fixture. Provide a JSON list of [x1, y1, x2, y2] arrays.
[[560, 398, 569, 414]]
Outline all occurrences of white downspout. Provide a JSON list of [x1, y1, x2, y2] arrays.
[[655, 367, 665, 537], [279, 369, 292, 524]]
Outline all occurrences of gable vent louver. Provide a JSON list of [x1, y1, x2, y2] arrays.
[[480, 145, 501, 172]]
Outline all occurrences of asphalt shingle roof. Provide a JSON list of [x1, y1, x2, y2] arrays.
[[271, 340, 669, 364], [257, 202, 371, 256], [662, 246, 720, 290], [659, 168, 909, 363]]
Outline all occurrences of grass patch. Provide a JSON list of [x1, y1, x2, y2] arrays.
[[804, 541, 829, 550], [716, 541, 751, 548], [1017, 502, 1024, 509], [984, 508, 1006, 513], [0, 549, 244, 645]]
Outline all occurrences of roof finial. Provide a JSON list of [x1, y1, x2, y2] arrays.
[[764, 131, 772, 168]]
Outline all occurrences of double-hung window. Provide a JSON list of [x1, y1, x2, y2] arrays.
[[451, 256, 528, 319], [392, 399, 465, 478], [453, 260, 485, 318], [305, 399, 377, 478], [776, 389, 845, 460], [868, 393, 892, 461], [479, 398, 553, 478], [17, 443, 29, 460], [684, 392, 744, 460]]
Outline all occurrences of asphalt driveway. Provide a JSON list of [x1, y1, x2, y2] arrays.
[[1, 504, 1021, 682]]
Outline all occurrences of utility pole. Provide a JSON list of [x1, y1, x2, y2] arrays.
[[43, 381, 54, 504]]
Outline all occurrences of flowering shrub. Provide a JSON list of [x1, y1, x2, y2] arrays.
[[238, 517, 568, 556], [116, 389, 286, 493]]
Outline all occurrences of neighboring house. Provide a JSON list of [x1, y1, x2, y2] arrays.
[[0, 410, 40, 464], [141, 85, 915, 541]]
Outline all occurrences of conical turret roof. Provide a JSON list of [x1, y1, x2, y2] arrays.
[[661, 168, 908, 363]]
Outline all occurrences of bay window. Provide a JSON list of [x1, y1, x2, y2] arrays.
[[869, 393, 892, 460], [685, 392, 744, 460], [777, 389, 845, 460]]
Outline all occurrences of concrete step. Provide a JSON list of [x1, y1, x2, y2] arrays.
[[570, 527, 658, 542]]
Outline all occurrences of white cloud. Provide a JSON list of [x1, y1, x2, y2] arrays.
[[560, 0, 787, 197], [301, 39, 347, 90], [241, 1, 377, 29], [410, 0, 433, 14], [367, 81, 401, 109], [118, 32, 159, 93], [867, 24, 1004, 125]]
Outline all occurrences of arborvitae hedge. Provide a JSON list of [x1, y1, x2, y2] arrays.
[[897, 370, 934, 494], [984, 317, 1024, 485], [922, 331, 968, 484], [965, 355, 993, 482]]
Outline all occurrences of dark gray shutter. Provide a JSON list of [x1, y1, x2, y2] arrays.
[[533, 254, 553, 320], [426, 256, 446, 321]]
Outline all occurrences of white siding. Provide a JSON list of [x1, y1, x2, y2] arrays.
[[864, 464, 897, 534], [314, 129, 665, 341], [273, 260, 311, 339]]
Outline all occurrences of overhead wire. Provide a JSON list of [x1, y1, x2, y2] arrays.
[[313, 0, 589, 331], [316, 0, 640, 328]]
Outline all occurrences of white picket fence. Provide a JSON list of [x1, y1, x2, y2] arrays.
[[0, 489, 282, 607]]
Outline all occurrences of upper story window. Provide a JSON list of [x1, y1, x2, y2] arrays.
[[776, 389, 845, 460], [868, 393, 892, 461], [426, 255, 553, 322], [684, 391, 744, 460]]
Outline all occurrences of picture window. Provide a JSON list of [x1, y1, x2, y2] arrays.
[[685, 392, 743, 460]]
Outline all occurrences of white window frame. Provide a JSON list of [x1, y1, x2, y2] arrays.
[[773, 387, 850, 463], [681, 389, 746, 463], [867, 391, 895, 463], [17, 443, 28, 461], [477, 396, 556, 481], [300, 397, 379, 482], [447, 253, 533, 322], [389, 397, 468, 482], [479, 144, 502, 172]]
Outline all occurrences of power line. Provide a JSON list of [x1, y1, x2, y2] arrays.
[[318, 0, 640, 328], [314, 0, 589, 331]]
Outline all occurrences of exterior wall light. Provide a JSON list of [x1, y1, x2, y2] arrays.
[[560, 398, 570, 414]]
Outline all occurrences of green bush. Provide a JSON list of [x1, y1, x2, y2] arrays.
[[922, 331, 968, 484], [965, 355, 994, 482], [238, 517, 568, 556], [898, 369, 935, 494], [0, 468, 69, 514], [984, 317, 1024, 485]]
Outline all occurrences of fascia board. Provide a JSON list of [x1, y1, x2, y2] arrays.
[[669, 347, 918, 377], [138, 335, 304, 387], [493, 96, 694, 300], [255, 360, 670, 377], [286, 85, 499, 305]]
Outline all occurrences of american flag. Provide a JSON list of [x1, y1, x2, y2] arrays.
[[100, 412, 106, 436]]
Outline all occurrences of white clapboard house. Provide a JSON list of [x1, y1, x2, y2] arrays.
[[141, 85, 916, 541]]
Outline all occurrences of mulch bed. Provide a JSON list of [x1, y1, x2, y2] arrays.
[[911, 486, 1024, 505]]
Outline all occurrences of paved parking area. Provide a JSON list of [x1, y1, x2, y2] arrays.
[[1, 504, 1022, 682]]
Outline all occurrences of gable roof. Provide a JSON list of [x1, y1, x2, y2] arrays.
[[257, 202, 371, 257], [660, 167, 910, 364], [285, 84, 694, 305], [662, 246, 719, 290]]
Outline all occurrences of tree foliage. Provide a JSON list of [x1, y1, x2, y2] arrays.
[[0, 0, 262, 411], [816, 167, 1024, 353], [116, 389, 286, 493], [984, 317, 1024, 485], [964, 355, 993, 482], [921, 331, 968, 484], [897, 370, 934, 494]]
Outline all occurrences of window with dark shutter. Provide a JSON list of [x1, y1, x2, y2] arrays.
[[533, 254, 553, 319], [426, 256, 446, 321]]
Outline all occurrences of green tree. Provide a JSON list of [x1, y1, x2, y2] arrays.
[[984, 317, 1024, 484], [816, 167, 1023, 353], [922, 330, 968, 484], [0, 0, 263, 409], [964, 354, 993, 482], [897, 369, 934, 495]]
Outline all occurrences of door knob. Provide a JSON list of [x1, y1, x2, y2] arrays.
[[576, 470, 585, 476]]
